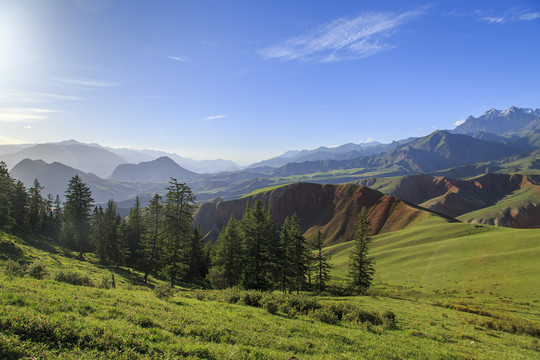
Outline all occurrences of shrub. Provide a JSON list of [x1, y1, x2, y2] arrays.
[[221, 288, 242, 304], [26, 260, 47, 279], [237, 290, 263, 307], [4, 260, 24, 278], [381, 310, 397, 330], [309, 306, 339, 325], [98, 276, 112, 289], [154, 283, 174, 300], [343, 307, 380, 326], [262, 299, 278, 314], [54, 270, 93, 286]]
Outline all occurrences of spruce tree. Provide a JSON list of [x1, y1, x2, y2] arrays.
[[27, 178, 44, 232], [311, 230, 332, 293], [241, 201, 275, 290], [63, 175, 94, 255], [187, 226, 204, 280], [126, 196, 144, 267], [284, 214, 309, 294], [163, 178, 195, 287], [91, 206, 107, 263], [348, 207, 375, 294], [11, 180, 28, 229], [0, 162, 14, 228], [142, 194, 163, 283], [213, 215, 244, 287]]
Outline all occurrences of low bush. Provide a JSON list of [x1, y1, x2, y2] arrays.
[[54, 270, 93, 286], [26, 260, 47, 279], [98, 276, 112, 289], [309, 307, 339, 325], [154, 283, 174, 300], [4, 260, 24, 278]]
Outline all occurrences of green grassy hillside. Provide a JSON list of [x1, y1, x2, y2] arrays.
[[330, 222, 540, 301], [1, 225, 540, 359]]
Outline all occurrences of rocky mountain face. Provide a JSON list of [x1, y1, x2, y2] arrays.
[[194, 182, 455, 244], [454, 106, 540, 136], [358, 173, 540, 228]]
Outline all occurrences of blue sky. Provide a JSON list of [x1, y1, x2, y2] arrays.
[[0, 0, 539, 164]]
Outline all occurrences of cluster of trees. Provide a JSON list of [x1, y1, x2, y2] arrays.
[[1, 162, 62, 237], [208, 201, 333, 293], [0, 162, 205, 286], [209, 201, 375, 294], [1, 160, 375, 294]]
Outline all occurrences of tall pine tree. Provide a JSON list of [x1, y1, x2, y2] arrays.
[[311, 230, 332, 293], [241, 201, 275, 290], [348, 207, 375, 294], [163, 178, 195, 287], [142, 194, 163, 283], [63, 175, 94, 255], [212, 215, 244, 288], [27, 178, 44, 232], [126, 196, 144, 268]]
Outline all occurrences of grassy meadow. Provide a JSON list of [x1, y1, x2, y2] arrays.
[[1, 222, 540, 359]]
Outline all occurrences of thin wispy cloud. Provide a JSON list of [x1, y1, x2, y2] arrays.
[[0, 108, 61, 122], [56, 78, 120, 88], [259, 7, 427, 63], [454, 119, 466, 126], [204, 114, 226, 120], [0, 90, 83, 103], [480, 9, 540, 24], [170, 56, 189, 62]]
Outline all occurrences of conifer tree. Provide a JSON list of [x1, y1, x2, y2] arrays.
[[51, 195, 63, 240], [213, 215, 244, 287], [27, 178, 44, 232], [348, 207, 375, 294], [63, 175, 94, 255], [11, 180, 28, 229], [91, 206, 107, 263], [126, 196, 144, 267], [163, 178, 195, 287], [282, 214, 309, 294], [187, 226, 204, 280], [241, 201, 275, 290], [311, 230, 332, 293], [0, 162, 13, 228], [142, 194, 163, 283], [103, 199, 127, 267]]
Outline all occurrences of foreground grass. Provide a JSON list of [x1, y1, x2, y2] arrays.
[[1, 274, 539, 359], [1, 225, 540, 359]]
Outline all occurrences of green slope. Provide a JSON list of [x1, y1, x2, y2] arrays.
[[1, 226, 540, 359], [329, 222, 540, 301]]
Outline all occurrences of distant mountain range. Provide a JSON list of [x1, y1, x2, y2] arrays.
[[454, 106, 540, 136], [247, 139, 415, 169], [3, 105, 540, 230], [109, 156, 200, 183], [0, 140, 240, 177]]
